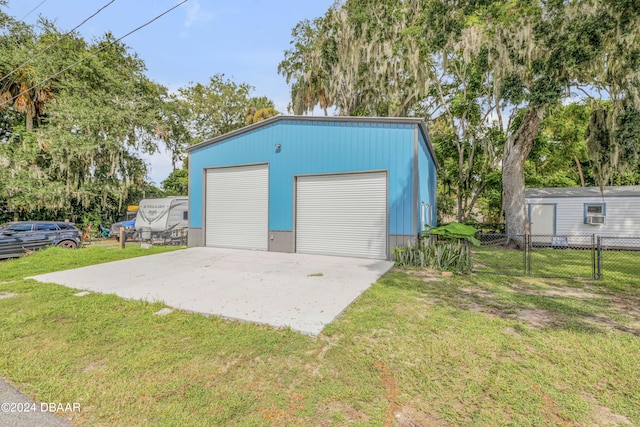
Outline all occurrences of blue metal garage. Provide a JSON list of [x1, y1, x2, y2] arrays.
[[186, 116, 438, 259]]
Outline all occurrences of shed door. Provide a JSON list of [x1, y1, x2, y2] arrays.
[[296, 172, 387, 259], [529, 204, 555, 235], [205, 164, 268, 250]]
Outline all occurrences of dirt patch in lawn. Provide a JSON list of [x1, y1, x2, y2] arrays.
[[374, 361, 399, 427], [0, 292, 19, 299], [409, 270, 443, 283], [463, 302, 559, 328], [508, 282, 609, 299], [581, 394, 633, 426], [395, 406, 451, 427], [322, 401, 370, 424], [460, 287, 495, 298]]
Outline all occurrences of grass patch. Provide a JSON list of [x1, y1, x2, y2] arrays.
[[0, 244, 181, 282], [473, 245, 640, 284], [1, 246, 639, 425]]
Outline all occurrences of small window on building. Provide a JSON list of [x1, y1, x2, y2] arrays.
[[183, 211, 189, 221], [584, 203, 606, 225], [586, 205, 603, 215]]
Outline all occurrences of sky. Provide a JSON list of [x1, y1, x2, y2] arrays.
[[4, 0, 335, 185]]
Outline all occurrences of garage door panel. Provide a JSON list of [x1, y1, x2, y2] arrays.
[[296, 172, 387, 259], [205, 164, 268, 250]]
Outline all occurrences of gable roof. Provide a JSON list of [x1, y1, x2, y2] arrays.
[[186, 115, 437, 167], [525, 186, 640, 198]]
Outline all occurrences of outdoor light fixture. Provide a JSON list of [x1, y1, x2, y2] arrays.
[[275, 144, 281, 149]]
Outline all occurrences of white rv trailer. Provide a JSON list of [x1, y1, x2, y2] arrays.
[[135, 197, 189, 239]]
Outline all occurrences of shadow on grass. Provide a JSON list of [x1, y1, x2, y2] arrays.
[[380, 269, 640, 337]]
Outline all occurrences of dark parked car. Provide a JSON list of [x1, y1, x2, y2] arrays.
[[0, 221, 82, 259]]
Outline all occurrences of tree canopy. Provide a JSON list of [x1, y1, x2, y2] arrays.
[[0, 11, 163, 221]]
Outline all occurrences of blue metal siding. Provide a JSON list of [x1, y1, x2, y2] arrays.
[[189, 120, 419, 235], [418, 130, 437, 230]]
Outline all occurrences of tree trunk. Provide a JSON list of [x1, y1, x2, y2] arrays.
[[574, 155, 585, 187], [26, 112, 34, 131], [503, 106, 546, 239]]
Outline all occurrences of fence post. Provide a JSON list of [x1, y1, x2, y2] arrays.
[[596, 236, 602, 279], [591, 234, 595, 279], [466, 239, 471, 272], [524, 234, 529, 277], [119, 227, 125, 249]]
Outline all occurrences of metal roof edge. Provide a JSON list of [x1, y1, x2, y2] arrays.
[[525, 186, 640, 198], [187, 115, 283, 153], [186, 115, 438, 166]]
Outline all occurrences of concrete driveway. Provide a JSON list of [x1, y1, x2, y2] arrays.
[[31, 247, 393, 335]]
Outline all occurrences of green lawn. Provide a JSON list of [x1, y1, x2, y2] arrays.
[[1, 246, 639, 426], [473, 245, 640, 281]]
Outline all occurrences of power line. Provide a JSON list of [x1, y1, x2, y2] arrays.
[[20, 0, 48, 21], [0, 0, 189, 110], [1, 0, 117, 86]]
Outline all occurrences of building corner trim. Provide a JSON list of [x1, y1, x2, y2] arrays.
[[413, 125, 419, 236]]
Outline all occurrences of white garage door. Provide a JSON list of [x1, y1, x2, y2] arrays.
[[296, 172, 387, 259], [205, 164, 268, 250]]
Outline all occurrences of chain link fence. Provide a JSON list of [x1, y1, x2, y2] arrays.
[[473, 234, 527, 276], [597, 237, 640, 281], [472, 234, 640, 280]]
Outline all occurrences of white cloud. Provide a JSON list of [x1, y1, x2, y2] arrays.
[[184, 0, 214, 28]]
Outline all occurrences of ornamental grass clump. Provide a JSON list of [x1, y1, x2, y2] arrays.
[[392, 222, 479, 273]]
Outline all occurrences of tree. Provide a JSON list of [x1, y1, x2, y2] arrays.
[[0, 7, 52, 132], [426, 50, 505, 222], [245, 96, 278, 125], [278, 17, 334, 115], [0, 12, 165, 221], [162, 167, 188, 196], [178, 73, 253, 142], [454, 0, 640, 236], [156, 93, 193, 172], [527, 103, 591, 188], [279, 1, 430, 117]]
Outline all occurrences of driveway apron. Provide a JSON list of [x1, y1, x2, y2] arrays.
[[31, 247, 393, 335]]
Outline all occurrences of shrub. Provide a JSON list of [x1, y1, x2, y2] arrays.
[[392, 238, 471, 272], [392, 222, 478, 273]]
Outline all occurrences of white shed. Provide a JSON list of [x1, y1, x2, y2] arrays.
[[525, 186, 640, 238]]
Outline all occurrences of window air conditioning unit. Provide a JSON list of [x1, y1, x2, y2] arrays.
[[587, 215, 605, 225]]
